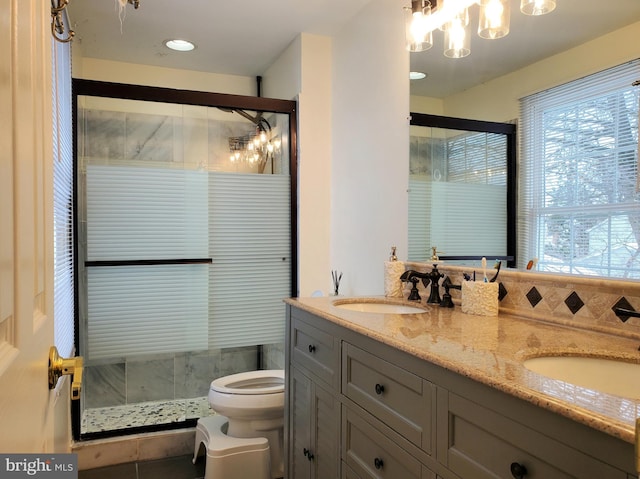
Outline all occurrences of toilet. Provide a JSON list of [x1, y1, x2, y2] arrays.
[[194, 369, 285, 479]]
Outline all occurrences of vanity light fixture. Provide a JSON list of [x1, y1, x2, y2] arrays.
[[443, 4, 471, 58], [405, 0, 556, 58], [227, 111, 281, 168], [478, 0, 510, 39], [165, 39, 196, 52], [520, 0, 556, 16], [404, 0, 434, 52]]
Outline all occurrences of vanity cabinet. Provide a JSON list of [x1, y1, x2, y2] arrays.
[[285, 304, 636, 479]]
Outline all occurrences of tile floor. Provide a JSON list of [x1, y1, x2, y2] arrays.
[[78, 454, 205, 479]]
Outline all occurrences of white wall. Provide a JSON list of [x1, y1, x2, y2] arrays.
[[262, 34, 334, 297], [411, 20, 640, 122], [331, 0, 410, 296], [298, 36, 333, 296], [410, 95, 444, 116], [262, 36, 302, 101], [77, 57, 256, 96]]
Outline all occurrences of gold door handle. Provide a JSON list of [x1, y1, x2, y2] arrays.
[[48, 346, 83, 400]]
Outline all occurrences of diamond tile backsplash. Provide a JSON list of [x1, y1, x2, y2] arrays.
[[406, 262, 640, 338]]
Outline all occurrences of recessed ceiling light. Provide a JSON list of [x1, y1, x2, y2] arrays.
[[410, 71, 427, 80], [165, 39, 196, 52]]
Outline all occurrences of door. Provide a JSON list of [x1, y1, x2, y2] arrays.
[[0, 0, 71, 453]]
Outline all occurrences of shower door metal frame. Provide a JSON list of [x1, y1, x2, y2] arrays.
[[72, 78, 298, 441]]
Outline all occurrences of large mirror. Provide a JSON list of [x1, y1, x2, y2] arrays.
[[408, 2, 640, 278]]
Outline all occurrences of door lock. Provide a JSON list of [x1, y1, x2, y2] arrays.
[[48, 346, 83, 400]]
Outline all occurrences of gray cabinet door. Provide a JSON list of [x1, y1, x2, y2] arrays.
[[290, 367, 312, 479], [290, 366, 339, 479]]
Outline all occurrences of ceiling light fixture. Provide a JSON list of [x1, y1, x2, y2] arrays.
[[51, 0, 140, 43], [405, 0, 556, 58], [165, 39, 196, 52], [404, 0, 434, 52], [520, 0, 556, 16], [410, 71, 428, 80]]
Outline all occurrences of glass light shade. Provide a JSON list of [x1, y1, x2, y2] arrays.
[[520, 0, 556, 16], [440, 0, 469, 31], [405, 1, 433, 52], [478, 0, 510, 39], [444, 18, 470, 58]]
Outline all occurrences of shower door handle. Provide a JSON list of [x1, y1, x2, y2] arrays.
[[48, 346, 83, 400]]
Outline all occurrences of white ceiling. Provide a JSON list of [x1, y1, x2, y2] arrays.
[[68, 0, 640, 99]]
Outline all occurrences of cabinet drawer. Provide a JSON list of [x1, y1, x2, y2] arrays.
[[440, 392, 627, 479], [291, 314, 340, 388], [342, 343, 435, 453], [343, 406, 428, 479]]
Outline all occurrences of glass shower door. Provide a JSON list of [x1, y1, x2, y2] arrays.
[[76, 89, 294, 438]]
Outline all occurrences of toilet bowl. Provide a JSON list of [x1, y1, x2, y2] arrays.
[[208, 369, 285, 479]]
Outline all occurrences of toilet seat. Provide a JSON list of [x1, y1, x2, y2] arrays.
[[210, 369, 284, 395]]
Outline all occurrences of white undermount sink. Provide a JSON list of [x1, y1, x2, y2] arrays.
[[523, 355, 640, 399], [333, 299, 427, 315]]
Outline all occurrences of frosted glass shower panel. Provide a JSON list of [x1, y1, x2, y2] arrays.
[[87, 264, 208, 359], [85, 165, 208, 261]]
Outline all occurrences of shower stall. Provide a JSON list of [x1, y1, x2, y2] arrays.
[[73, 79, 297, 439]]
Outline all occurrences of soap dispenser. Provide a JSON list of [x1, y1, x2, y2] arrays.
[[384, 246, 405, 298]]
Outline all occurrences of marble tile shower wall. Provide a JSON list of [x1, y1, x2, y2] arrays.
[[79, 108, 285, 173], [84, 343, 284, 409], [408, 263, 640, 339]]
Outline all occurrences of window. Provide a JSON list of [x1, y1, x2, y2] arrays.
[[519, 61, 640, 278]]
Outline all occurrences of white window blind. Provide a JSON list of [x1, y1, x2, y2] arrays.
[[209, 173, 291, 349], [52, 34, 74, 358], [85, 166, 209, 359], [519, 60, 640, 277]]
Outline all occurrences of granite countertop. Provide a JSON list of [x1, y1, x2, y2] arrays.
[[285, 296, 640, 444]]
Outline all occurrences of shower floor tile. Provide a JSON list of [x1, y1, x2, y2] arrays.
[[82, 397, 213, 434]]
